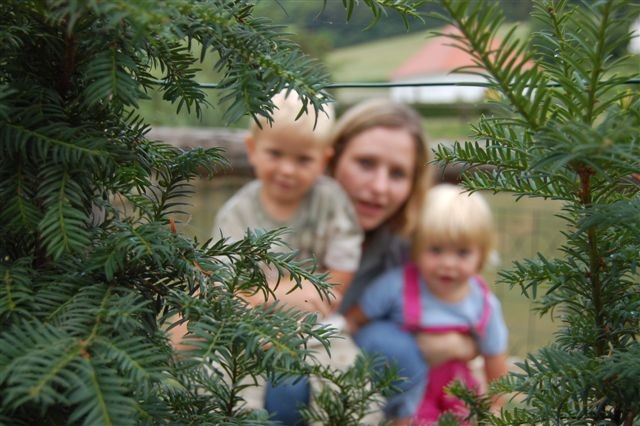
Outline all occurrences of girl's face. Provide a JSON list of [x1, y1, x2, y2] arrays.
[[417, 242, 482, 302], [333, 127, 416, 231]]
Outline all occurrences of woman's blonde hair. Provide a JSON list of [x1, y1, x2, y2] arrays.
[[413, 184, 495, 269], [327, 99, 431, 236], [250, 90, 334, 146]]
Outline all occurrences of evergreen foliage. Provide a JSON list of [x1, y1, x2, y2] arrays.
[[430, 0, 640, 424], [0, 1, 422, 424], [255, 0, 534, 50]]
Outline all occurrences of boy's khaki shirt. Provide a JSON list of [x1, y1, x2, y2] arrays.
[[212, 175, 363, 273]]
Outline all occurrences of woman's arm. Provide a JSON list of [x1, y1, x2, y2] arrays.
[[415, 332, 479, 367], [344, 304, 369, 333]]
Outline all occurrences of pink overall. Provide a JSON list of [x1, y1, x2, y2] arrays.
[[402, 263, 492, 425]]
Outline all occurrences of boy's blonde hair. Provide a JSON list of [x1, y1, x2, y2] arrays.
[[250, 90, 335, 146], [413, 184, 495, 269]]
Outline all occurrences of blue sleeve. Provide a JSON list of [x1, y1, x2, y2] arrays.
[[479, 294, 509, 356], [358, 268, 404, 322]]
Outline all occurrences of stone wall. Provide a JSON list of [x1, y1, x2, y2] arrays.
[[148, 126, 253, 177]]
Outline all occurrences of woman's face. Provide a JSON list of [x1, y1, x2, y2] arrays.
[[333, 126, 417, 231]]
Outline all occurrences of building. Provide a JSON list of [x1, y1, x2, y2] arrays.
[[630, 17, 640, 54], [390, 25, 507, 104]]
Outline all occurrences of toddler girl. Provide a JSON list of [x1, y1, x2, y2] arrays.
[[347, 183, 509, 425]]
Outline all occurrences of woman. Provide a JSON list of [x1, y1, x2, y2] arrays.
[[329, 99, 429, 313], [330, 98, 434, 420], [266, 99, 476, 424]]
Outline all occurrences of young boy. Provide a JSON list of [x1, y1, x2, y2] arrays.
[[347, 184, 509, 425], [212, 90, 363, 313], [211, 90, 364, 423], [170, 92, 360, 340]]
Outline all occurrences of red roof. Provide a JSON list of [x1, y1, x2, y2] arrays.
[[390, 25, 514, 80]]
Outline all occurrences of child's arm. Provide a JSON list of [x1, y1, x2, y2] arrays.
[[327, 269, 354, 297], [322, 177, 362, 308], [484, 352, 509, 411], [415, 332, 479, 367], [325, 268, 355, 314], [484, 352, 509, 383], [168, 318, 195, 353], [240, 276, 335, 317], [480, 293, 510, 411]]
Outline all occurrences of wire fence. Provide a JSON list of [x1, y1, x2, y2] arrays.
[[486, 198, 565, 356], [153, 78, 640, 90]]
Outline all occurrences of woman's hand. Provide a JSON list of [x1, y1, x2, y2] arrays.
[[416, 332, 479, 367]]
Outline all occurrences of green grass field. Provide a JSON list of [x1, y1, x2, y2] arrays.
[[326, 31, 431, 83], [423, 116, 477, 141]]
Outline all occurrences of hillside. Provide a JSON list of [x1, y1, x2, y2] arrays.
[[325, 23, 533, 84], [325, 30, 430, 83], [324, 23, 531, 105]]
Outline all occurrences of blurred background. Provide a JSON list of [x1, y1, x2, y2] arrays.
[[138, 0, 640, 358]]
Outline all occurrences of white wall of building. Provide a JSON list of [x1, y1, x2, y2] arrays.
[[630, 17, 640, 54], [390, 73, 487, 104]]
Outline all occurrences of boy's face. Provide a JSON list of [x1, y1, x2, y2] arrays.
[[246, 128, 332, 207], [416, 241, 482, 300]]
